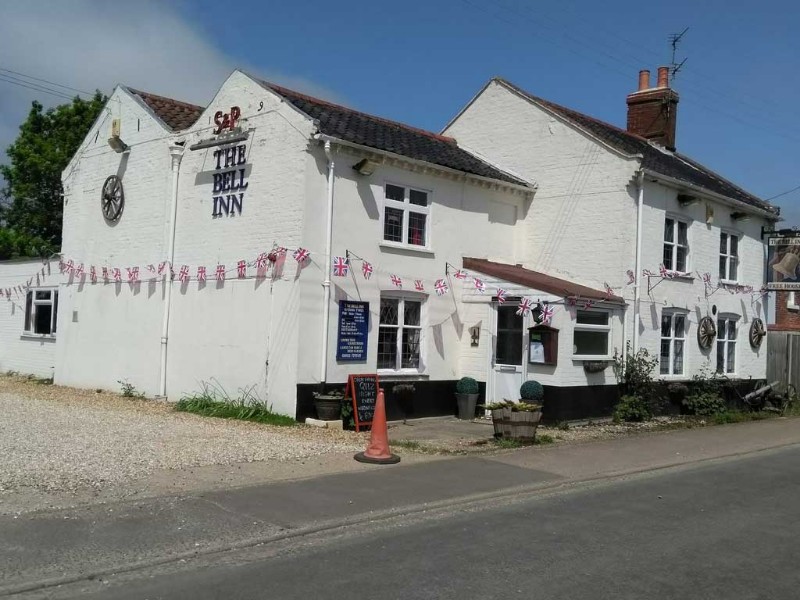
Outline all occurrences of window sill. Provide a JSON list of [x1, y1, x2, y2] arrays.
[[571, 355, 612, 362], [376, 372, 429, 382], [665, 271, 694, 281], [379, 241, 435, 256], [718, 279, 740, 287], [20, 333, 56, 342]]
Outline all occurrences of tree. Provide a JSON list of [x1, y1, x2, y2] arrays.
[[0, 92, 106, 251], [0, 228, 53, 260]]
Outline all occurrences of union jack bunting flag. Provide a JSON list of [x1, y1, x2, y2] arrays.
[[127, 267, 139, 283], [453, 269, 468, 280], [604, 282, 614, 298], [658, 264, 671, 278], [743, 285, 754, 294], [414, 280, 425, 291], [147, 264, 156, 275], [179, 265, 189, 282], [496, 288, 507, 303], [292, 247, 310, 263], [434, 279, 449, 296], [237, 260, 247, 278], [197, 266, 207, 282], [642, 269, 654, 277], [102, 267, 109, 281], [5, 289, 10, 297], [216, 265, 226, 281], [626, 269, 636, 285], [362, 261, 373, 280], [390, 274, 402, 288], [65, 259, 74, 274], [158, 262, 167, 275], [75, 264, 85, 278], [702, 272, 712, 283], [566, 296, 577, 306], [473, 278, 486, 293], [583, 300, 594, 310], [90, 266, 97, 283], [516, 298, 533, 316], [112, 268, 121, 282], [540, 304, 555, 324], [332, 256, 350, 277], [255, 253, 269, 270]]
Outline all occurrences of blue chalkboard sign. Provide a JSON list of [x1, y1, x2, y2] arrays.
[[336, 301, 369, 362]]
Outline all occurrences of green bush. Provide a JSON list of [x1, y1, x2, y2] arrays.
[[520, 380, 544, 402], [613, 394, 651, 422], [682, 392, 726, 416], [456, 377, 479, 395]]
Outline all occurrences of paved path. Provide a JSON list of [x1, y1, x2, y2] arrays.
[[2, 418, 799, 598]]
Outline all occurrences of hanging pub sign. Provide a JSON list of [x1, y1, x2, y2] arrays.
[[211, 143, 249, 218], [767, 236, 800, 290], [336, 300, 369, 362], [345, 373, 379, 432]]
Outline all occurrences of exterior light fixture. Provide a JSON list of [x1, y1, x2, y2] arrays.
[[107, 135, 129, 153], [352, 158, 378, 176]]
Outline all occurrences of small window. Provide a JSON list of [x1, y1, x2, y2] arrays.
[[660, 311, 686, 375], [663, 217, 689, 273], [716, 316, 738, 374], [383, 184, 430, 248], [23, 289, 58, 335], [719, 232, 739, 282], [378, 296, 423, 371], [573, 309, 610, 357], [496, 305, 523, 366]]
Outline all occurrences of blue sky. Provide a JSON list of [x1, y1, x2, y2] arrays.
[[2, 0, 799, 223]]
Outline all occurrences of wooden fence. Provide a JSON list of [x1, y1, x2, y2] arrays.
[[767, 331, 800, 392]]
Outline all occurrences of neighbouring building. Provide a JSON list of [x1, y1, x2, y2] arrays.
[[0, 67, 781, 421]]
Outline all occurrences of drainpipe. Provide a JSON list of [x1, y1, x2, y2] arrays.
[[319, 140, 335, 388], [632, 169, 645, 352], [159, 143, 185, 397]]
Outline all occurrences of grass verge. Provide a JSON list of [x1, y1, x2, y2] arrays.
[[176, 394, 296, 427]]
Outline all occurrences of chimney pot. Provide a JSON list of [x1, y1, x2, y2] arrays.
[[657, 66, 670, 88], [638, 70, 651, 91]]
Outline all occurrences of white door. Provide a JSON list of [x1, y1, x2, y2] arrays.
[[491, 304, 525, 403]]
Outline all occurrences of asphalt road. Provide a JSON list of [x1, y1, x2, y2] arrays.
[[65, 445, 800, 600]]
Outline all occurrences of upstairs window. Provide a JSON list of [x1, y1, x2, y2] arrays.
[[719, 232, 739, 282], [663, 217, 689, 273], [24, 289, 58, 335], [660, 311, 686, 376], [716, 316, 738, 374], [383, 184, 429, 248]]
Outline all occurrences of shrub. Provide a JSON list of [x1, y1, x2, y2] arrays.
[[612, 344, 658, 398], [456, 377, 479, 395], [683, 392, 726, 416], [520, 380, 544, 402], [613, 394, 651, 422]]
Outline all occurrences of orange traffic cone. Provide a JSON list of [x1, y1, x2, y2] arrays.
[[354, 388, 400, 464]]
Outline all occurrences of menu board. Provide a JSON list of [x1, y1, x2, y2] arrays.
[[345, 374, 379, 431], [336, 301, 369, 362]]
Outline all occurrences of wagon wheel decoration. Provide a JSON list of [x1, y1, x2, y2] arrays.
[[101, 175, 124, 222], [697, 316, 717, 350], [749, 318, 767, 348]]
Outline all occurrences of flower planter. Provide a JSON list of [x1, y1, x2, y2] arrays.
[[490, 408, 505, 437], [314, 395, 343, 421], [456, 393, 479, 420], [509, 410, 542, 442]]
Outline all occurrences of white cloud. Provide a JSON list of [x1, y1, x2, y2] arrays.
[[0, 0, 340, 171]]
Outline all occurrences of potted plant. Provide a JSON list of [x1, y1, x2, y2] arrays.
[[455, 376, 480, 420], [483, 400, 513, 437], [313, 387, 345, 421], [510, 401, 543, 441]]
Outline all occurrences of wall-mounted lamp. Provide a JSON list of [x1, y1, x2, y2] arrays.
[[352, 158, 378, 176], [469, 326, 480, 347], [107, 135, 129, 153]]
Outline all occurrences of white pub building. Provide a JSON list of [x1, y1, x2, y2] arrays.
[[0, 68, 779, 421]]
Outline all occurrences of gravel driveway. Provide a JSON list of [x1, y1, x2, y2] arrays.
[[0, 377, 362, 495]]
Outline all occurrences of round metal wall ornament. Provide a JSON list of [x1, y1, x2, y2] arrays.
[[101, 175, 124, 222], [749, 318, 766, 348], [697, 316, 717, 350]]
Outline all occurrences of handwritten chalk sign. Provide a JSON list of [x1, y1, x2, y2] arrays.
[[345, 374, 379, 432]]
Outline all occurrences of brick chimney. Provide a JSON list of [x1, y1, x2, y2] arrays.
[[626, 66, 679, 151]]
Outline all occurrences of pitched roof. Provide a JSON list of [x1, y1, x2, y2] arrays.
[[258, 80, 529, 187], [127, 88, 204, 131], [493, 78, 778, 216], [463, 257, 624, 303]]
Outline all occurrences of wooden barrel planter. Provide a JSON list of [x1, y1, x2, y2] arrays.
[[508, 410, 542, 442]]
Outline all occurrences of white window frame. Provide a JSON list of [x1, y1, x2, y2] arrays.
[[23, 288, 58, 337], [788, 292, 798, 311], [572, 308, 611, 360], [660, 310, 687, 376], [719, 230, 740, 284], [716, 315, 739, 375], [663, 216, 690, 274], [377, 293, 425, 373], [381, 182, 431, 250]]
